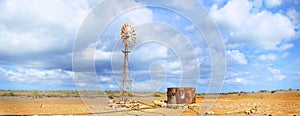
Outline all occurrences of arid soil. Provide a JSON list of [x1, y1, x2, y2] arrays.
[[0, 97, 88, 115], [0, 90, 299, 116]]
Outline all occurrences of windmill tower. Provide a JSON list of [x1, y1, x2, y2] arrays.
[[120, 23, 136, 102]]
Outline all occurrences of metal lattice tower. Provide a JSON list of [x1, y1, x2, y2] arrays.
[[120, 23, 136, 102]]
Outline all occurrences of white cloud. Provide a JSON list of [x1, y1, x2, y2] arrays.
[[295, 71, 300, 76], [0, 0, 153, 70], [265, 0, 282, 8], [225, 77, 250, 85], [258, 53, 278, 61], [253, 62, 259, 67], [124, 8, 153, 25], [277, 43, 294, 51], [269, 68, 281, 75], [0, 0, 90, 55], [210, 0, 296, 51], [99, 75, 113, 83], [226, 50, 247, 65], [184, 25, 196, 32], [131, 43, 168, 62], [162, 61, 181, 75], [235, 78, 249, 85], [225, 71, 253, 85], [227, 71, 251, 78], [163, 61, 181, 70], [286, 8, 300, 29], [95, 50, 112, 61], [168, 0, 198, 10], [108, 84, 118, 89], [272, 75, 286, 80], [281, 52, 288, 58], [268, 67, 286, 80], [0, 67, 73, 86], [253, 0, 263, 8], [74, 43, 113, 63], [287, 9, 299, 22]]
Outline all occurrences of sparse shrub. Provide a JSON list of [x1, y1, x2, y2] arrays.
[[239, 91, 246, 96], [198, 93, 206, 95], [108, 95, 114, 99], [259, 90, 268, 92], [271, 90, 276, 93], [47, 93, 60, 97], [29, 92, 43, 99], [289, 88, 293, 90], [229, 92, 239, 94], [153, 93, 161, 97], [2, 92, 15, 96], [106, 90, 116, 99], [128, 93, 134, 97]]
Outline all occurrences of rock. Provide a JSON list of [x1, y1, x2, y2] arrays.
[[152, 100, 166, 107], [107, 99, 115, 104], [205, 111, 215, 115], [244, 110, 251, 115], [40, 104, 45, 108], [244, 107, 257, 115]]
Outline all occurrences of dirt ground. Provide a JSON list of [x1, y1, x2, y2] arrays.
[[1, 90, 299, 116]]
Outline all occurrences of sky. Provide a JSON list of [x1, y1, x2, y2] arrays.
[[0, 0, 299, 93]]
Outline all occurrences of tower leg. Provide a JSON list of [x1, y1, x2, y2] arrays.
[[119, 49, 132, 102]]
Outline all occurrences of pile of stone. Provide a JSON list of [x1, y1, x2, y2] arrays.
[[244, 106, 257, 115]]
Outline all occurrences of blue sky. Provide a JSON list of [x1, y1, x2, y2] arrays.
[[0, 0, 299, 93]]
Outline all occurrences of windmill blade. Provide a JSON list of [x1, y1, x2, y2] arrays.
[[120, 23, 136, 49]]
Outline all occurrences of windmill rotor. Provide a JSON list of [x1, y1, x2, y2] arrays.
[[121, 23, 136, 49]]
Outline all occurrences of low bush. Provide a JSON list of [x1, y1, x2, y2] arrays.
[[2, 92, 15, 96], [259, 90, 268, 92], [271, 90, 276, 93], [153, 93, 161, 97], [28, 92, 43, 99]]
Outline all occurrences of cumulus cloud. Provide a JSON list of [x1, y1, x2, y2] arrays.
[[225, 73, 253, 87], [98, 75, 114, 83], [294, 71, 300, 76], [227, 71, 251, 78], [224, 71, 253, 85], [168, 0, 199, 10], [0, 0, 89, 55], [286, 8, 300, 29], [258, 53, 278, 61], [226, 50, 247, 65], [265, 0, 282, 8], [235, 78, 250, 85], [268, 67, 286, 80], [0, 67, 74, 87], [210, 0, 296, 50], [225, 77, 250, 85], [0, 0, 91, 71], [131, 43, 169, 62], [79, 43, 113, 61], [0, 0, 153, 69]]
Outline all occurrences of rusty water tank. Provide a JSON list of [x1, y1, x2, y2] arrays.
[[167, 87, 196, 104]]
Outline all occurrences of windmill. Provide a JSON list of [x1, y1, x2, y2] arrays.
[[120, 23, 136, 102]]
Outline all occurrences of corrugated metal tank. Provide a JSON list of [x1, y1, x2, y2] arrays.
[[167, 87, 196, 104]]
